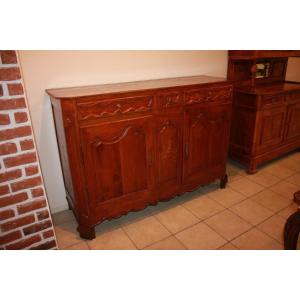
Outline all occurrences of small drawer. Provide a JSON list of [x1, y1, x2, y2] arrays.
[[157, 92, 183, 110], [185, 86, 232, 105], [77, 95, 153, 121], [261, 95, 284, 108]]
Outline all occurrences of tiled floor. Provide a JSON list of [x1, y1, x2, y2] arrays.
[[52, 152, 300, 250]]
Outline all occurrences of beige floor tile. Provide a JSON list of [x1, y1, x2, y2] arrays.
[[206, 187, 246, 208], [231, 228, 283, 250], [144, 236, 186, 250], [218, 243, 238, 250], [270, 181, 299, 199], [262, 163, 295, 179], [229, 177, 265, 197], [278, 157, 300, 172], [88, 228, 137, 250], [247, 171, 281, 187], [52, 210, 75, 226], [286, 173, 300, 187], [277, 203, 299, 219], [155, 205, 199, 234], [54, 221, 83, 249], [205, 210, 252, 240], [250, 189, 292, 213], [175, 222, 226, 250], [230, 199, 274, 225], [258, 214, 286, 244], [182, 194, 225, 220], [122, 216, 171, 249], [64, 242, 90, 250]]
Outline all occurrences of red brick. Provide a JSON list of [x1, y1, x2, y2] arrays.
[[0, 125, 31, 141], [42, 229, 54, 239], [0, 84, 3, 96], [7, 83, 24, 96], [1, 214, 35, 232], [25, 165, 39, 176], [6, 234, 41, 250], [20, 139, 34, 151], [0, 169, 22, 183], [0, 67, 21, 81], [17, 198, 46, 214], [0, 51, 17, 64], [11, 176, 42, 192], [0, 230, 22, 246], [0, 114, 10, 125], [0, 209, 15, 221], [31, 187, 44, 197], [0, 192, 28, 208], [0, 184, 9, 196], [0, 142, 17, 155], [14, 112, 28, 123], [23, 219, 52, 235], [37, 210, 50, 221], [4, 152, 36, 168], [30, 239, 56, 250], [0, 98, 26, 110]]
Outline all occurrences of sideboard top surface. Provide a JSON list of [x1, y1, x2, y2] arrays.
[[46, 75, 229, 99], [236, 82, 300, 96]]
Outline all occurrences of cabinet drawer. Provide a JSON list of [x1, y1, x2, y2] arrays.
[[286, 91, 300, 103], [157, 92, 183, 110], [184, 86, 232, 105], [261, 95, 284, 108], [77, 95, 153, 121]]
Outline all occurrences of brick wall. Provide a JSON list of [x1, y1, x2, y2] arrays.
[[0, 50, 57, 250]]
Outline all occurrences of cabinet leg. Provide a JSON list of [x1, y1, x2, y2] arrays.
[[246, 162, 258, 175], [77, 224, 96, 240], [220, 174, 228, 189]]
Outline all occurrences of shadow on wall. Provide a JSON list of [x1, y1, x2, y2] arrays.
[[38, 94, 68, 213]]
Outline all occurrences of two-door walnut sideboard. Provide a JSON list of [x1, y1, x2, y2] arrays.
[[47, 75, 233, 239]]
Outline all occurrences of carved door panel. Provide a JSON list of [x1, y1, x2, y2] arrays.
[[285, 102, 300, 141], [155, 115, 183, 198], [183, 106, 230, 184], [80, 116, 155, 215], [256, 106, 286, 152]]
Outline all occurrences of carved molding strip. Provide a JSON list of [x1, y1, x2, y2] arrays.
[[78, 97, 153, 121]]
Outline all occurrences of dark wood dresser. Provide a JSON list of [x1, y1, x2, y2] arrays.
[[228, 50, 300, 174], [47, 75, 233, 239]]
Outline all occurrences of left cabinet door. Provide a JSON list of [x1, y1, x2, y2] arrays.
[[80, 116, 155, 222]]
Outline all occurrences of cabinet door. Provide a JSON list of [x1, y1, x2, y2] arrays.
[[256, 106, 286, 152], [80, 116, 155, 219], [183, 105, 231, 184], [155, 115, 183, 198], [285, 102, 300, 141]]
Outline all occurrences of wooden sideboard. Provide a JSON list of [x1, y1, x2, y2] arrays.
[[228, 50, 300, 174], [47, 75, 233, 239]]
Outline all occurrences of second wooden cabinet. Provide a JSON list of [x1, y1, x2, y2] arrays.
[[48, 76, 232, 239]]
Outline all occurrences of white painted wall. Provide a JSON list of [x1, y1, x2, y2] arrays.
[[18, 50, 228, 213]]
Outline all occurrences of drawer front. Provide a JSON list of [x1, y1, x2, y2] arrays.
[[184, 86, 232, 105], [77, 95, 153, 121], [261, 95, 285, 109], [286, 91, 300, 103], [157, 92, 183, 110]]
